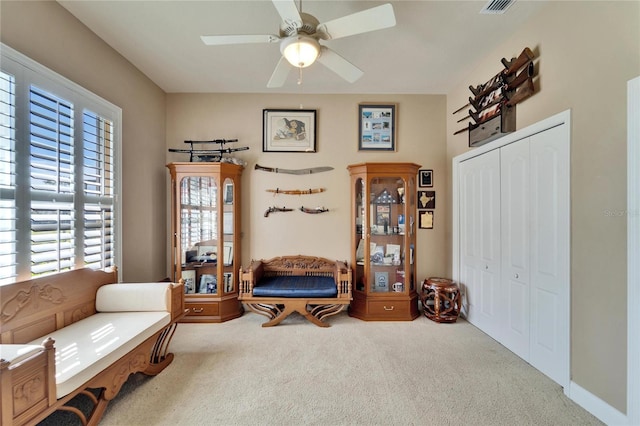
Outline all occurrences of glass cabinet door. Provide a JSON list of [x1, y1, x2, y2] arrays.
[[221, 177, 234, 294], [354, 177, 365, 291], [368, 176, 407, 294], [180, 176, 218, 295]]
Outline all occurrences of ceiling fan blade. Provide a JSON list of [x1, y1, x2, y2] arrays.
[[200, 35, 280, 45], [267, 56, 292, 88], [316, 3, 396, 40], [272, 0, 302, 29], [317, 47, 364, 83]]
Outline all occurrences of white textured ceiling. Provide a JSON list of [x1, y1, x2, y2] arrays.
[[57, 0, 547, 94]]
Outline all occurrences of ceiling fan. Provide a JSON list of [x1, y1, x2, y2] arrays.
[[200, 0, 396, 88]]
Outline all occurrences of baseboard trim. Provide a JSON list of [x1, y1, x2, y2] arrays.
[[569, 381, 628, 425]]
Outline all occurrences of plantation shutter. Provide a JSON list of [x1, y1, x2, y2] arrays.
[[82, 111, 114, 269], [0, 71, 16, 284], [29, 85, 76, 275]]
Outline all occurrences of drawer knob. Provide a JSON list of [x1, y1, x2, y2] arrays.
[[192, 307, 204, 313], [383, 306, 394, 311]]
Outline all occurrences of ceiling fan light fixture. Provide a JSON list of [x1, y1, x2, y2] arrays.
[[281, 35, 320, 68]]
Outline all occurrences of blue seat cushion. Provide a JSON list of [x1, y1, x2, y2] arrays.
[[253, 276, 337, 298]]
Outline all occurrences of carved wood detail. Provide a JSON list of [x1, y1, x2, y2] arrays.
[[13, 374, 45, 416], [1, 284, 66, 323], [70, 304, 94, 324], [266, 255, 334, 270]]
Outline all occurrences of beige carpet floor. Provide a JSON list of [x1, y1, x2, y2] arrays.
[[88, 311, 604, 426]]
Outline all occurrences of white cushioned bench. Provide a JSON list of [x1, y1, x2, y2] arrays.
[[29, 283, 173, 399], [0, 268, 185, 426]]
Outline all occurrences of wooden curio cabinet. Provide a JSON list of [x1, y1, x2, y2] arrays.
[[167, 162, 243, 322], [347, 162, 421, 321]]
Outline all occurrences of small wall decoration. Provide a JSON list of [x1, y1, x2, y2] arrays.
[[263, 109, 317, 152], [417, 191, 435, 209], [419, 169, 433, 187], [419, 210, 434, 229], [358, 103, 396, 151]]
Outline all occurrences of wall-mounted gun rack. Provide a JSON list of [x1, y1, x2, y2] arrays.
[[453, 47, 537, 147]]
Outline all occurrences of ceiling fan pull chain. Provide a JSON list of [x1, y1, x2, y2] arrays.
[[297, 66, 303, 85]]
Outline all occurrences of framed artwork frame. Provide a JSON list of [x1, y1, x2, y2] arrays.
[[263, 109, 317, 152], [223, 211, 233, 235], [419, 210, 434, 229], [223, 272, 234, 292], [223, 183, 233, 204], [181, 269, 196, 294], [358, 103, 396, 151], [417, 190, 436, 209], [199, 274, 217, 294], [223, 241, 233, 266], [419, 169, 433, 187]]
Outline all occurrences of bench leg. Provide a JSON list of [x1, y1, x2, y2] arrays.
[[309, 304, 347, 322], [246, 300, 334, 327]]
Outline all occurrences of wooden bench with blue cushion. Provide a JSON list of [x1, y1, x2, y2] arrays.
[[239, 255, 352, 327]]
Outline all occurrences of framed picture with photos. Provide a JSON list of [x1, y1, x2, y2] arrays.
[[358, 103, 396, 151]]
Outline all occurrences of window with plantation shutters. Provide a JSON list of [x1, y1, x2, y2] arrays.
[[0, 70, 16, 284], [29, 86, 76, 276], [0, 44, 121, 285], [82, 111, 114, 270]]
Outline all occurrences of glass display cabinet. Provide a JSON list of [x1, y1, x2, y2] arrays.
[[167, 162, 243, 322], [347, 162, 421, 321]]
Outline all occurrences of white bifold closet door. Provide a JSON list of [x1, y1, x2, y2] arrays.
[[459, 149, 502, 341], [527, 125, 569, 386], [500, 138, 531, 361], [458, 121, 569, 388]]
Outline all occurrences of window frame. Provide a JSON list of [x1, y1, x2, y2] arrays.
[[0, 43, 122, 284]]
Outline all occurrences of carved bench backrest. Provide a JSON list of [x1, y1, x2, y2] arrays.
[[0, 268, 118, 344], [262, 256, 338, 279]]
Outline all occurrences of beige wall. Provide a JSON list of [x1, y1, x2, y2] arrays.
[[166, 93, 448, 281], [446, 1, 640, 413], [2, 0, 639, 417], [0, 1, 167, 282]]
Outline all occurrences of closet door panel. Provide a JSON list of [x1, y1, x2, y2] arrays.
[[529, 124, 570, 387], [459, 149, 501, 338], [500, 140, 531, 359]]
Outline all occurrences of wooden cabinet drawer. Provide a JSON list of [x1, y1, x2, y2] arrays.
[[185, 302, 219, 316], [368, 300, 407, 317]]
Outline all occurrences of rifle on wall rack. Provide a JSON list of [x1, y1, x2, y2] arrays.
[[452, 46, 538, 141], [452, 63, 535, 135], [468, 47, 534, 98]]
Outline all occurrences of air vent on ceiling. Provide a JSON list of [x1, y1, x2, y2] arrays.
[[480, 0, 515, 14]]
